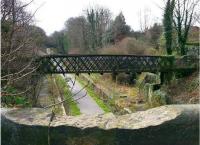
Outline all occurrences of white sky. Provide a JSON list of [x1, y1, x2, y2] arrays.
[[28, 0, 164, 35]]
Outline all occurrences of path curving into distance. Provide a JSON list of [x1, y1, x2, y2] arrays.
[[63, 74, 104, 115]]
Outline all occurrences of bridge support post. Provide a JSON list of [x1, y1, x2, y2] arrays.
[[129, 72, 137, 85], [160, 72, 174, 85], [160, 72, 165, 85], [112, 73, 117, 81]]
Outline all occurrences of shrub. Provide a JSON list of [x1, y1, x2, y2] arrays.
[[117, 73, 137, 85], [144, 73, 160, 84], [1, 87, 30, 107], [142, 83, 167, 108], [126, 38, 148, 55], [151, 90, 167, 107]]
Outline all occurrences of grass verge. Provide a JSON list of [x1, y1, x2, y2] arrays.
[[47, 76, 65, 115], [76, 76, 111, 113], [55, 75, 81, 116]]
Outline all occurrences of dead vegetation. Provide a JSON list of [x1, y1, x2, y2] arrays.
[[98, 37, 157, 55], [162, 71, 199, 104]]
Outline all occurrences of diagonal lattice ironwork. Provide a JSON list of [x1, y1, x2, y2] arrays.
[[38, 55, 198, 74]]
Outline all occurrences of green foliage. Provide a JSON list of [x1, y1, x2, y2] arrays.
[[160, 56, 175, 70], [143, 84, 167, 108], [112, 12, 131, 41], [77, 77, 111, 112], [163, 0, 175, 55], [55, 75, 81, 116], [1, 87, 31, 107], [87, 86, 111, 113], [46, 31, 69, 54], [86, 7, 112, 53], [186, 79, 199, 92], [172, 0, 199, 55], [1, 21, 11, 33], [151, 90, 167, 107], [63, 33, 70, 52], [186, 42, 199, 46]]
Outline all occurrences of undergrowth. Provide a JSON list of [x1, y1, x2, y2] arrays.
[[1, 86, 31, 107]]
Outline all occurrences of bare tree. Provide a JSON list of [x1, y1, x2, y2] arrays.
[[1, 0, 43, 106], [138, 8, 153, 32], [173, 0, 200, 55], [65, 16, 88, 52], [85, 6, 112, 52]]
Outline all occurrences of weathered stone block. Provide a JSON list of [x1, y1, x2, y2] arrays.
[[1, 105, 199, 145]]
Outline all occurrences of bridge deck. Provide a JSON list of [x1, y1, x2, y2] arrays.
[[38, 55, 198, 74]]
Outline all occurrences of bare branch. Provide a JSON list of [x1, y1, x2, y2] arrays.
[[1, 87, 32, 96], [43, 81, 89, 109]]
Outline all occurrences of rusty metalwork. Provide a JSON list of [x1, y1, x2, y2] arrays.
[[38, 54, 198, 74]]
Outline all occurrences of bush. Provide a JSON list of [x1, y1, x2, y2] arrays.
[[117, 73, 137, 85], [99, 37, 156, 55], [126, 38, 149, 55], [142, 83, 167, 108], [144, 73, 160, 84], [144, 48, 158, 55], [150, 90, 167, 107], [1, 87, 30, 107]]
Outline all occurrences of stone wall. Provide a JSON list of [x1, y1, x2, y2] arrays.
[[1, 105, 199, 145]]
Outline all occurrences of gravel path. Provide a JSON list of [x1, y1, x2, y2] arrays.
[[64, 74, 104, 115], [37, 78, 52, 107], [37, 77, 66, 115]]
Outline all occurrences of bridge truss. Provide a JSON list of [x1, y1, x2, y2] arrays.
[[37, 55, 198, 74]]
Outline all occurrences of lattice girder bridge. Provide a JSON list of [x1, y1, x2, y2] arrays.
[[37, 55, 198, 74]]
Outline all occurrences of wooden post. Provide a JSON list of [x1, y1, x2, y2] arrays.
[[112, 72, 117, 81]]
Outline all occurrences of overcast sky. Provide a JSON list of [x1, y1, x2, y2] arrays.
[[28, 0, 164, 35]]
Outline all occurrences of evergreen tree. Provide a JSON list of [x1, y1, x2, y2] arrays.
[[112, 12, 130, 42]]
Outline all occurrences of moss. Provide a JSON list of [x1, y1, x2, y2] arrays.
[[63, 86, 81, 116]]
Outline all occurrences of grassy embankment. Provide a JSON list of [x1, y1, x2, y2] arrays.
[[76, 76, 111, 113], [77, 73, 165, 113], [48, 75, 80, 116], [162, 71, 199, 104], [47, 76, 63, 115], [81, 74, 141, 111], [55, 75, 81, 115]]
